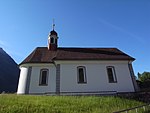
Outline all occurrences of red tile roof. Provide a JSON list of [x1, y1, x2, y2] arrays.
[[20, 47, 135, 65]]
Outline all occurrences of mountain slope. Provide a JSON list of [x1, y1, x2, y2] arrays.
[[0, 48, 20, 93]]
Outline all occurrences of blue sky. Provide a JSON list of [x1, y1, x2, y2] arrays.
[[0, 0, 149, 75]]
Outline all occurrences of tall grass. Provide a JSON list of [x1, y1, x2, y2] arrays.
[[0, 94, 146, 113]]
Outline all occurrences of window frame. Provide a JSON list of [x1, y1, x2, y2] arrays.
[[77, 66, 87, 84], [106, 66, 117, 83], [39, 69, 49, 86]]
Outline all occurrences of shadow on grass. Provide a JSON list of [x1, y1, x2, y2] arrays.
[[117, 92, 150, 103]]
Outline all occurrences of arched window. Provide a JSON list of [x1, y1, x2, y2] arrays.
[[106, 66, 117, 83], [51, 37, 54, 44], [77, 66, 87, 84], [39, 69, 49, 85], [55, 39, 57, 44]]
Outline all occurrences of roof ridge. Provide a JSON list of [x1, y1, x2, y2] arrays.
[[58, 47, 118, 49], [34, 46, 119, 49]]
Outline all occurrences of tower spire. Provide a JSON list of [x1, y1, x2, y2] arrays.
[[48, 19, 58, 51], [52, 18, 55, 31]]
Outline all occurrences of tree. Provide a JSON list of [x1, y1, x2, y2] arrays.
[[138, 72, 150, 82], [137, 72, 150, 90]]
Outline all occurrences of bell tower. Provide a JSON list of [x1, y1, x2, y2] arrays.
[[48, 20, 58, 51]]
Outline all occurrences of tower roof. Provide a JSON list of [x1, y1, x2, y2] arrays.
[[50, 30, 58, 36], [50, 19, 58, 36]]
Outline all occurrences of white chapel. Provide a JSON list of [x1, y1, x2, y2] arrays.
[[17, 24, 138, 95]]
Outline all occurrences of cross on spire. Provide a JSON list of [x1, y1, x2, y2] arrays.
[[52, 19, 55, 30]]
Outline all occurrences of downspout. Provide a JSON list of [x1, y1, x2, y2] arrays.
[[128, 61, 139, 92], [51, 59, 60, 95], [51, 60, 57, 67]]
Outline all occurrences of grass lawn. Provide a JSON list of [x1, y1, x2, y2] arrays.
[[0, 94, 148, 113]]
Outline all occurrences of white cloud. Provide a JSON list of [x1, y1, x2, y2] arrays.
[[0, 40, 8, 47], [0, 39, 23, 63], [98, 18, 145, 44]]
